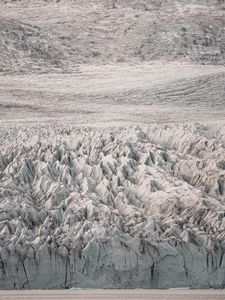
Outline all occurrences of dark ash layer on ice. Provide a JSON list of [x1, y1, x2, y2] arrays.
[[0, 124, 225, 289]]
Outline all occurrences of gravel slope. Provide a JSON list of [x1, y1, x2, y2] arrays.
[[0, 0, 225, 73]]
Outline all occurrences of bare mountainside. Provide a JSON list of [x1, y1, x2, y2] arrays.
[[1, 0, 225, 290], [0, 0, 225, 73]]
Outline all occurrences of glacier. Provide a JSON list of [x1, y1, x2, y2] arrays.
[[0, 123, 225, 289]]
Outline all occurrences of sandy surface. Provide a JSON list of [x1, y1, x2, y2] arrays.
[[0, 289, 225, 300], [1, 62, 225, 127]]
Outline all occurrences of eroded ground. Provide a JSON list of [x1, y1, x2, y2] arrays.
[[0, 62, 225, 127]]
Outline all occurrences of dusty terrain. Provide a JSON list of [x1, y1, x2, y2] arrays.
[[0, 289, 225, 300], [0, 0, 224, 127], [0, 62, 225, 126], [0, 0, 225, 74]]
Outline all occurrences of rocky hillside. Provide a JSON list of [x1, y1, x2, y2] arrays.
[[0, 0, 225, 73]]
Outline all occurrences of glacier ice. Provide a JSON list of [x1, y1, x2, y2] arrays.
[[0, 123, 225, 289]]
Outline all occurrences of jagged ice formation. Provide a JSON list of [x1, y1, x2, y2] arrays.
[[0, 124, 225, 289]]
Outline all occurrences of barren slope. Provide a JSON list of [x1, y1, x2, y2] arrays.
[[0, 63, 225, 126], [0, 0, 225, 73]]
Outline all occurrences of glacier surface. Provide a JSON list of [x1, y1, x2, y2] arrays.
[[0, 124, 225, 289]]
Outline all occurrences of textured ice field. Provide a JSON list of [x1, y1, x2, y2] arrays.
[[1, 123, 225, 289]]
